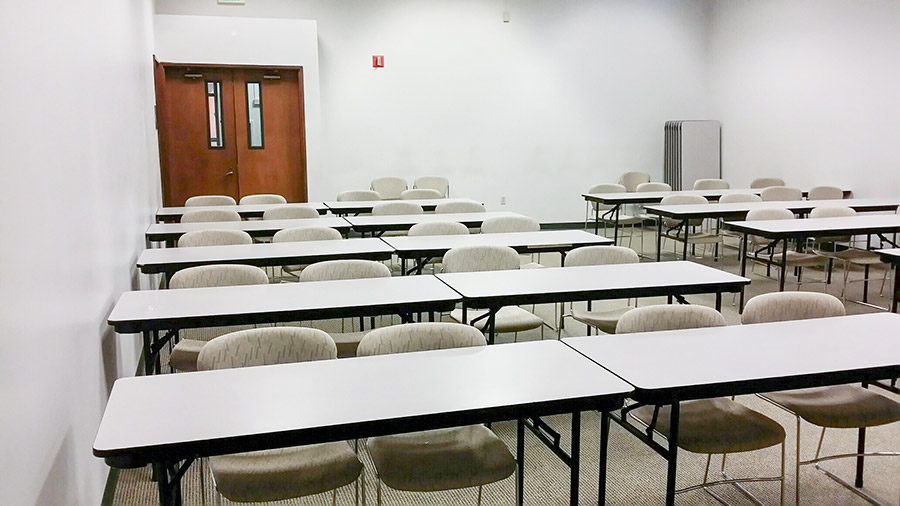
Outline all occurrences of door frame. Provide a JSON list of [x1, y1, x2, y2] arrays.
[[153, 57, 308, 206]]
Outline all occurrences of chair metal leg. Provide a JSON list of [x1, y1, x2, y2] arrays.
[[376, 477, 382, 506], [796, 416, 801, 505], [199, 457, 207, 506]]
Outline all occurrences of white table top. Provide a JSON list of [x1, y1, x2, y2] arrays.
[[436, 261, 749, 307], [582, 188, 851, 205], [145, 217, 352, 242], [565, 312, 900, 404], [876, 248, 900, 263], [382, 230, 613, 257], [108, 275, 459, 334], [323, 198, 482, 214], [346, 211, 524, 232], [156, 203, 329, 222], [136, 238, 394, 274], [643, 197, 900, 219], [94, 340, 632, 467], [723, 214, 900, 239]]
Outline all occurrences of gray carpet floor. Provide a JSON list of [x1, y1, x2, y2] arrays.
[[111, 231, 900, 505]]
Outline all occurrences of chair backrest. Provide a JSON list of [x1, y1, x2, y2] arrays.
[[413, 176, 450, 197], [357, 322, 485, 357], [185, 195, 236, 206], [262, 205, 320, 220], [400, 188, 443, 200], [197, 327, 337, 371], [809, 206, 856, 219], [298, 259, 391, 282], [177, 229, 253, 248], [239, 194, 287, 205], [170, 264, 269, 289], [441, 245, 520, 273], [741, 292, 845, 324], [619, 172, 651, 192], [750, 177, 786, 189], [718, 193, 762, 204], [807, 185, 844, 201], [371, 202, 424, 216], [693, 178, 730, 190], [408, 221, 470, 237], [434, 201, 485, 213], [337, 190, 382, 202], [745, 207, 795, 221], [180, 209, 242, 223], [272, 226, 343, 243], [636, 182, 672, 192], [760, 186, 803, 202], [563, 245, 639, 267], [370, 177, 408, 200], [616, 305, 726, 333], [588, 183, 627, 194], [480, 215, 540, 234], [659, 194, 708, 227]]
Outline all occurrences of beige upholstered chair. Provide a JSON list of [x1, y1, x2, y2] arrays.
[[659, 194, 722, 260], [337, 190, 381, 202], [413, 176, 450, 197], [619, 305, 786, 504], [167, 265, 270, 372], [239, 194, 287, 205], [743, 208, 827, 287], [693, 178, 730, 190], [297, 260, 391, 357], [185, 195, 236, 206], [262, 205, 320, 220], [807, 185, 844, 201], [808, 206, 882, 299], [718, 193, 762, 204], [371, 201, 424, 216], [558, 246, 639, 336], [357, 323, 516, 505], [750, 177, 786, 189], [408, 221, 469, 237], [742, 292, 900, 505], [177, 229, 252, 248], [434, 201, 485, 214], [585, 183, 643, 245], [635, 182, 672, 192], [761, 186, 803, 202], [272, 226, 343, 279], [442, 245, 544, 340], [480, 215, 543, 268], [180, 209, 242, 223], [618, 171, 651, 192], [370, 177, 408, 200], [400, 188, 443, 200], [196, 327, 364, 505]]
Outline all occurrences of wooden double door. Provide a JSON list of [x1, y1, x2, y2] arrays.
[[154, 60, 308, 206]]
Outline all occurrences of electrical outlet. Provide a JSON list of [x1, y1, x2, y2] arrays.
[[500, 195, 506, 205]]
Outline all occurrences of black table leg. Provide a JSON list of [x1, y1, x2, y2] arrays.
[[665, 402, 680, 506], [570, 411, 581, 505], [594, 204, 600, 235], [855, 427, 866, 487], [863, 235, 872, 303], [779, 240, 788, 291], [681, 222, 689, 261], [598, 411, 611, 505], [487, 308, 497, 345], [613, 206, 621, 242], [517, 418, 525, 506], [739, 233, 749, 312], [893, 264, 900, 313], [657, 218, 663, 261], [715, 292, 722, 311], [142, 331, 153, 377], [156, 461, 182, 506]]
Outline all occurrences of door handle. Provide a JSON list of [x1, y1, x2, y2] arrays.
[[225, 171, 234, 176]]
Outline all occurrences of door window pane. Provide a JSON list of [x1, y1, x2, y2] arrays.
[[246, 82, 264, 149], [206, 81, 224, 148]]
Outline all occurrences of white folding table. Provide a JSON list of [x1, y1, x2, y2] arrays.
[[323, 197, 483, 215], [144, 216, 352, 244], [155, 202, 329, 223], [345, 211, 524, 237]]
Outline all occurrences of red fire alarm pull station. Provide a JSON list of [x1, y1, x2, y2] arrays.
[[372, 55, 385, 68]]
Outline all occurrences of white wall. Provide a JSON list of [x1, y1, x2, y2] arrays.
[[709, 0, 900, 195], [0, 1, 159, 504], [154, 0, 714, 221]]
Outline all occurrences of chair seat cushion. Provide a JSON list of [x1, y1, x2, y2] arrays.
[[168, 339, 205, 372], [450, 307, 544, 333], [632, 398, 785, 454], [367, 425, 515, 492], [330, 330, 368, 358], [571, 307, 633, 334], [762, 385, 900, 428], [210, 442, 362, 502]]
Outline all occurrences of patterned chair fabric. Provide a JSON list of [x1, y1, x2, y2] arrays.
[[357, 322, 485, 357], [370, 177, 408, 200], [587, 183, 626, 213], [371, 201, 424, 215], [168, 265, 270, 372], [413, 176, 450, 197], [616, 305, 726, 334], [408, 221, 469, 237], [262, 205, 320, 220], [480, 215, 540, 234], [693, 178, 730, 190], [273, 226, 342, 243], [746, 207, 794, 221], [807, 186, 844, 200], [434, 201, 485, 213], [760, 186, 803, 202], [750, 177, 786, 189], [636, 182, 672, 192], [659, 194, 708, 228], [741, 291, 845, 324], [564, 245, 639, 267], [177, 229, 252, 248], [336, 190, 381, 202], [809, 206, 855, 219], [239, 194, 287, 205], [618, 171, 651, 192], [180, 209, 242, 223], [718, 193, 762, 203], [400, 188, 443, 200], [298, 260, 390, 282], [196, 327, 362, 503], [441, 245, 520, 273], [185, 195, 236, 206]]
